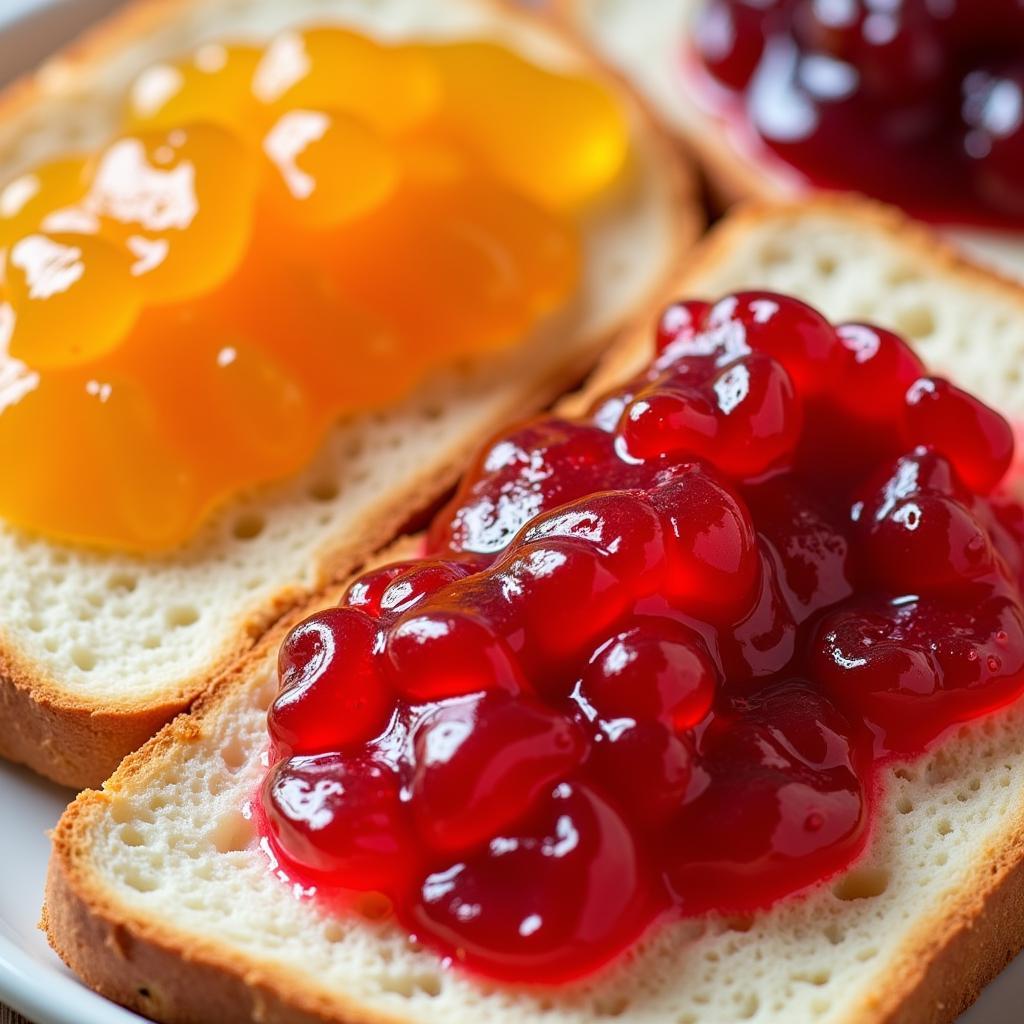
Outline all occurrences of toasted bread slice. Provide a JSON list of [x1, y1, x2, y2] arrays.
[[559, 0, 1024, 280], [45, 197, 1024, 1024], [0, 0, 699, 789]]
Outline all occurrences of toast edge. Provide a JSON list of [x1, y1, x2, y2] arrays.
[[0, 0, 702, 789]]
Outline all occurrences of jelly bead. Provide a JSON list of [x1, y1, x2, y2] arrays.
[[264, 751, 416, 893], [260, 109, 398, 230], [409, 692, 587, 853], [0, 157, 90, 248], [255, 28, 441, 136], [0, 371, 196, 548], [272, 608, 393, 757], [427, 42, 629, 208], [86, 124, 258, 303], [126, 44, 263, 133], [6, 232, 141, 368], [410, 782, 651, 983]]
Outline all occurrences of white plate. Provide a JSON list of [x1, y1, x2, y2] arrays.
[[1, 2, 1024, 1023]]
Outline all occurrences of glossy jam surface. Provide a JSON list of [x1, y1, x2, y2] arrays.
[[258, 292, 1024, 983], [691, 0, 1024, 228], [0, 30, 627, 550]]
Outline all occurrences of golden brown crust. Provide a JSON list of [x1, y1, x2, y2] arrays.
[[0, 0, 701, 788], [44, 195, 1024, 1023]]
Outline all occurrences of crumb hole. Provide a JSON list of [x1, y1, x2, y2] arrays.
[[71, 646, 97, 672], [143, 634, 162, 650], [815, 254, 837, 276], [212, 810, 252, 854], [937, 818, 952, 836], [220, 736, 247, 772], [894, 304, 936, 339], [123, 868, 158, 893], [107, 572, 138, 593], [232, 513, 265, 541], [736, 993, 760, 1020], [166, 604, 199, 628], [595, 994, 630, 1017], [833, 867, 890, 901], [897, 796, 914, 814], [308, 478, 339, 502], [120, 825, 145, 847]]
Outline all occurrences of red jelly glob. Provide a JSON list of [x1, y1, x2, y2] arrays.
[[258, 291, 1024, 984], [691, 0, 1024, 229]]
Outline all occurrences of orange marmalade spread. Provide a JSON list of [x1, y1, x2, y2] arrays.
[[0, 28, 628, 551]]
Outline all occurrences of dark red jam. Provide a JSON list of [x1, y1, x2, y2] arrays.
[[691, 0, 1024, 229], [257, 292, 1024, 983]]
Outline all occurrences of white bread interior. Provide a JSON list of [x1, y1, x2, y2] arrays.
[[562, 0, 1024, 281], [45, 198, 1024, 1024], [0, 0, 698, 787]]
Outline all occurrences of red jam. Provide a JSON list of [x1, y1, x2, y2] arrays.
[[691, 1, 1024, 229], [257, 292, 1024, 983]]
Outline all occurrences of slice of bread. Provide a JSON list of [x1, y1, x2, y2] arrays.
[[559, 0, 1024, 281], [0, 0, 699, 789], [45, 197, 1024, 1024]]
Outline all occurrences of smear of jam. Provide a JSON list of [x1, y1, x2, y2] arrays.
[[691, 0, 1024, 230], [257, 292, 1024, 983]]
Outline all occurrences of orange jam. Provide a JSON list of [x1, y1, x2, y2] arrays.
[[0, 29, 628, 551]]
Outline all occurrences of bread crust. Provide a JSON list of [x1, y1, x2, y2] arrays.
[[0, 0, 701, 789], [43, 195, 1024, 1023]]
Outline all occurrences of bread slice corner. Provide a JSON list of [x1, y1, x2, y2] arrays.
[[43, 196, 1024, 1024], [0, 0, 701, 789]]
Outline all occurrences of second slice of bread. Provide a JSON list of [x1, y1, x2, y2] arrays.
[[561, 0, 1024, 280], [45, 197, 1024, 1024], [0, 0, 699, 788]]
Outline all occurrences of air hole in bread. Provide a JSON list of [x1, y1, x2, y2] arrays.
[[308, 478, 340, 502], [760, 242, 791, 267], [120, 825, 145, 848], [794, 968, 831, 987], [735, 993, 760, 1019], [856, 946, 880, 962], [936, 818, 953, 836], [231, 513, 266, 541], [824, 923, 845, 945], [896, 796, 914, 814], [594, 993, 630, 1017], [815, 254, 837, 277], [220, 736, 247, 772], [26, 615, 44, 633], [143, 634, 162, 650], [71, 646, 97, 672], [833, 867, 890, 901], [166, 604, 200, 628], [43, 637, 58, 654], [212, 810, 252, 854], [885, 265, 920, 287], [123, 868, 159, 893], [106, 571, 138, 593], [894, 304, 937, 340]]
